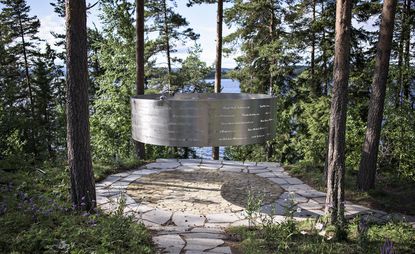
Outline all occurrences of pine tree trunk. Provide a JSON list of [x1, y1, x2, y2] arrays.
[[17, 12, 37, 157], [66, 0, 96, 211], [269, 0, 275, 94], [325, 0, 352, 226], [397, 0, 406, 106], [310, 0, 319, 97], [403, 0, 411, 100], [162, 0, 172, 92], [357, 0, 397, 191], [266, 0, 276, 161], [135, 0, 145, 159], [212, 0, 223, 161], [321, 1, 329, 96]]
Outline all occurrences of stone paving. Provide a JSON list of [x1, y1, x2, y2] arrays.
[[96, 159, 415, 254]]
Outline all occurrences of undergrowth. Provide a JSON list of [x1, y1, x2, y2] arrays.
[[0, 160, 153, 253]]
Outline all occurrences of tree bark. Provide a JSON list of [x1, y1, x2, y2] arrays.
[[135, 0, 145, 159], [310, 0, 320, 97], [396, 0, 407, 106], [403, 0, 411, 100], [357, 0, 397, 191], [162, 0, 172, 92], [266, 0, 276, 161], [17, 11, 37, 157], [325, 0, 352, 226], [66, 0, 96, 211], [321, 1, 329, 96], [212, 0, 223, 160], [268, 0, 276, 95]]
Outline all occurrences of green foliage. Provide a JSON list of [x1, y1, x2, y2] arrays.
[[146, 0, 199, 92], [381, 99, 415, 181], [345, 106, 366, 170], [225, 144, 267, 162], [90, 0, 139, 162], [0, 1, 66, 165], [176, 43, 213, 93], [0, 166, 154, 253], [245, 190, 263, 227], [292, 97, 330, 166]]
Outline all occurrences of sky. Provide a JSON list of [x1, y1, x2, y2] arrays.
[[25, 0, 237, 68]]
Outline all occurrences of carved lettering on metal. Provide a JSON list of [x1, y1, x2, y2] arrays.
[[131, 93, 276, 147]]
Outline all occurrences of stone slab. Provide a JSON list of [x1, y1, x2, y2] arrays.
[[156, 158, 179, 163], [247, 165, 268, 170], [190, 227, 224, 234], [145, 162, 180, 169], [181, 158, 202, 164], [206, 213, 241, 223], [296, 189, 326, 198], [282, 184, 313, 192], [221, 160, 245, 167], [210, 246, 232, 254], [297, 200, 323, 210], [284, 177, 303, 185], [112, 171, 132, 178], [95, 195, 109, 205], [257, 162, 281, 167], [219, 166, 245, 172], [172, 212, 206, 227], [153, 234, 185, 251], [184, 238, 224, 251], [256, 172, 277, 178], [268, 177, 288, 185], [99, 176, 122, 187], [199, 164, 222, 170], [181, 232, 226, 239], [130, 169, 161, 175], [204, 222, 230, 228], [141, 209, 172, 225]]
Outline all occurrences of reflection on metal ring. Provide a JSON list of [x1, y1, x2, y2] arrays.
[[131, 93, 277, 147]]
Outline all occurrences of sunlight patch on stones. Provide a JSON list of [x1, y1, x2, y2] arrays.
[[127, 171, 283, 215]]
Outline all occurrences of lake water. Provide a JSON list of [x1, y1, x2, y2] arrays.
[[192, 79, 241, 159]]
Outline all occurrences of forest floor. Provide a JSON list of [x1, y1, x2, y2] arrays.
[[284, 164, 415, 216], [0, 159, 155, 253]]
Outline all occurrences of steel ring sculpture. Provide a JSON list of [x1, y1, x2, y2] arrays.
[[131, 93, 277, 147]]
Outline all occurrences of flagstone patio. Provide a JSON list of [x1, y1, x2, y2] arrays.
[[96, 159, 415, 254]]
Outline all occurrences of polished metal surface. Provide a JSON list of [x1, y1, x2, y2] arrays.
[[131, 93, 276, 147]]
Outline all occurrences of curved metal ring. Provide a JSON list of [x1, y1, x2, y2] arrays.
[[131, 93, 277, 147]]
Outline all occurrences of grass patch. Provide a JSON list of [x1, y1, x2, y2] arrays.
[[227, 218, 415, 254], [284, 163, 415, 216], [0, 160, 154, 253]]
